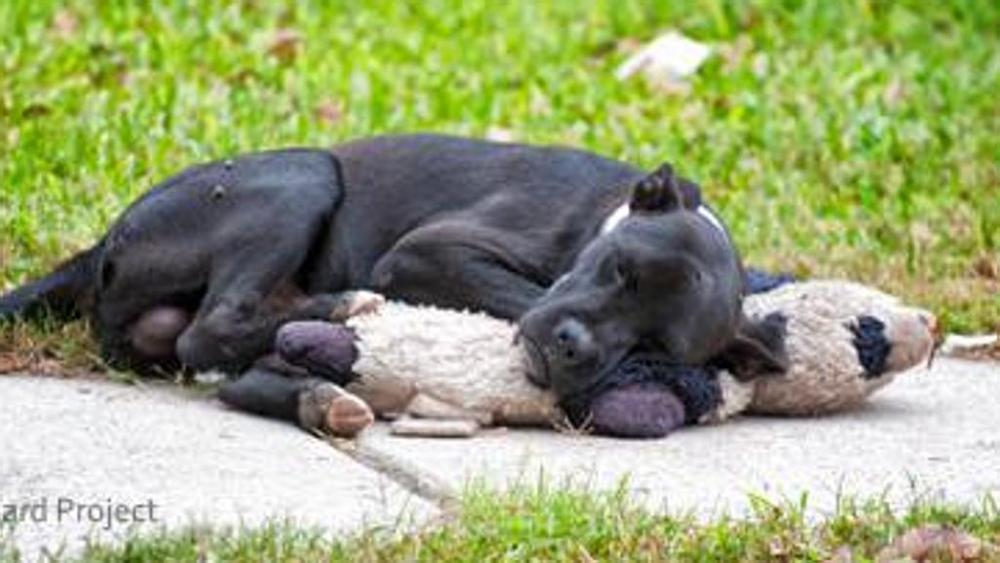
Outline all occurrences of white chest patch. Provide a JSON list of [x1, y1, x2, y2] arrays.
[[696, 205, 726, 235], [600, 203, 631, 235]]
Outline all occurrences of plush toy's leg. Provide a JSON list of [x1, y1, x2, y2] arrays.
[[390, 417, 480, 438], [588, 382, 687, 438], [386, 393, 491, 439], [566, 355, 724, 438], [275, 320, 359, 384], [406, 393, 493, 425], [218, 367, 373, 438], [324, 290, 385, 322]]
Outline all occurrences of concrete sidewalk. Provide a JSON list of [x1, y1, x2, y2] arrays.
[[362, 358, 1000, 517], [0, 376, 435, 561], [1, 357, 997, 559]]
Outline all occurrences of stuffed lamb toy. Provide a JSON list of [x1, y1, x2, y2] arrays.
[[268, 279, 936, 439]]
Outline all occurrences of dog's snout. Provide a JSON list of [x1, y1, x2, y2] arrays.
[[552, 318, 596, 364]]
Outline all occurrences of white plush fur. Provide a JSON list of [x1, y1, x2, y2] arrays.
[[343, 302, 559, 427], [722, 280, 936, 417], [339, 280, 936, 429]]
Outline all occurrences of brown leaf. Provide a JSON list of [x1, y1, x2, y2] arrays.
[[824, 545, 854, 563], [972, 254, 999, 280], [0, 353, 30, 374], [768, 537, 789, 559], [314, 99, 344, 125], [882, 77, 906, 107], [877, 525, 985, 562], [21, 103, 52, 119], [227, 69, 259, 85], [615, 37, 642, 55], [268, 29, 302, 63], [52, 9, 79, 39], [719, 36, 753, 73]]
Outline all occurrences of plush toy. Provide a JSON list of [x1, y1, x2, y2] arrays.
[[275, 280, 936, 439]]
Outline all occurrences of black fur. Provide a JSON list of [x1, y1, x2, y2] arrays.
[[0, 245, 101, 322], [1, 134, 790, 429]]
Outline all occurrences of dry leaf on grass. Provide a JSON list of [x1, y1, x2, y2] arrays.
[[882, 77, 907, 107], [0, 353, 30, 374], [972, 254, 999, 280], [51, 9, 79, 39], [877, 525, 987, 562], [268, 29, 302, 63], [825, 545, 854, 563], [314, 99, 344, 125]]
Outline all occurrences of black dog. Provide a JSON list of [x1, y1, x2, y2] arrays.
[[0, 134, 786, 422]]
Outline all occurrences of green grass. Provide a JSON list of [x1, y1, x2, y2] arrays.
[[9, 486, 994, 562], [1, 0, 998, 369]]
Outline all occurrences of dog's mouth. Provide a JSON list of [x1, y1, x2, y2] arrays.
[[515, 328, 638, 404], [514, 331, 551, 388]]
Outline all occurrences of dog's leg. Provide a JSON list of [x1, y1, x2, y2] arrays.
[[370, 222, 546, 320], [218, 366, 373, 437], [94, 149, 345, 373]]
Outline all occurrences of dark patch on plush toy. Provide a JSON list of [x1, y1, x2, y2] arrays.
[[275, 321, 359, 385], [744, 268, 795, 294], [711, 311, 789, 381], [849, 315, 891, 379], [560, 352, 722, 438], [588, 382, 686, 438]]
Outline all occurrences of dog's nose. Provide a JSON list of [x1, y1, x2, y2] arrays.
[[552, 318, 597, 364]]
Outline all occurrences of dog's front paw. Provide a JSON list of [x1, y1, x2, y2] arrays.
[[330, 290, 386, 321]]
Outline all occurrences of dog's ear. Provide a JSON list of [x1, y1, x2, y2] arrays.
[[630, 163, 685, 213], [712, 312, 789, 381]]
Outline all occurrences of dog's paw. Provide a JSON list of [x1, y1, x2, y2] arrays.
[[330, 290, 386, 321]]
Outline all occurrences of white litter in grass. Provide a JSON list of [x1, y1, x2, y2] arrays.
[[940, 333, 999, 356], [194, 370, 227, 385], [485, 126, 516, 143], [616, 31, 712, 84]]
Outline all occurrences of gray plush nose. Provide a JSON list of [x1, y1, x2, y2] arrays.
[[553, 318, 597, 364]]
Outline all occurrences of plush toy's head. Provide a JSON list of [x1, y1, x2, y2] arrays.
[[743, 280, 936, 415]]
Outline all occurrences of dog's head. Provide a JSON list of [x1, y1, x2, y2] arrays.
[[517, 163, 787, 400]]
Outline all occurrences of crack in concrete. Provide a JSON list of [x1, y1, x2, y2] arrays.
[[325, 433, 460, 512]]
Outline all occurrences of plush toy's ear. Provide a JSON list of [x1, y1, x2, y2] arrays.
[[712, 312, 789, 381], [630, 163, 685, 213]]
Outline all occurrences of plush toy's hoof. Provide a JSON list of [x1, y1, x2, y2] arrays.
[[298, 382, 373, 438], [326, 393, 375, 437], [330, 290, 386, 321], [589, 382, 686, 439], [276, 321, 359, 384]]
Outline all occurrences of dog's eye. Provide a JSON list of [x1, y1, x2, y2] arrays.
[[614, 260, 639, 292]]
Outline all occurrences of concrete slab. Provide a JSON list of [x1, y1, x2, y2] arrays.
[[0, 376, 436, 561], [360, 358, 1000, 517]]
